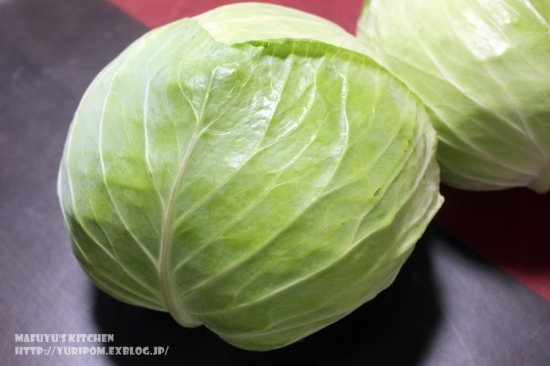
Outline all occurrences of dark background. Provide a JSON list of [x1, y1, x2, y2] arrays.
[[1, 0, 549, 365]]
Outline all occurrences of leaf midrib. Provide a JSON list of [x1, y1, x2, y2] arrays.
[[158, 67, 216, 327]]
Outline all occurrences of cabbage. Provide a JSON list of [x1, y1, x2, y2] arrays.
[[358, 0, 550, 193], [58, 4, 442, 351]]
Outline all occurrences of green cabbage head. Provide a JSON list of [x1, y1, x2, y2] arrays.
[[58, 3, 442, 351], [358, 0, 550, 193]]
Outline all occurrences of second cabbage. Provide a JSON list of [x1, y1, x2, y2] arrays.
[[358, 0, 550, 193]]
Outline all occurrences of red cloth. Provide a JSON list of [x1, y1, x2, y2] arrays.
[[107, 0, 362, 34], [435, 186, 550, 301], [107, 0, 550, 302]]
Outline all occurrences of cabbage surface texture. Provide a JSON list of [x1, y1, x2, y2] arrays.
[[58, 4, 442, 351]]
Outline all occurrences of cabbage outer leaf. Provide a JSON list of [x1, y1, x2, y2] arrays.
[[195, 2, 373, 56], [58, 14, 442, 351]]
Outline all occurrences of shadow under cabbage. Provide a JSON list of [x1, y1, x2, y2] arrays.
[[93, 225, 443, 366]]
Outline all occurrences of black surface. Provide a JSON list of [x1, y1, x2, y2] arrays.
[[1, 0, 549, 365]]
